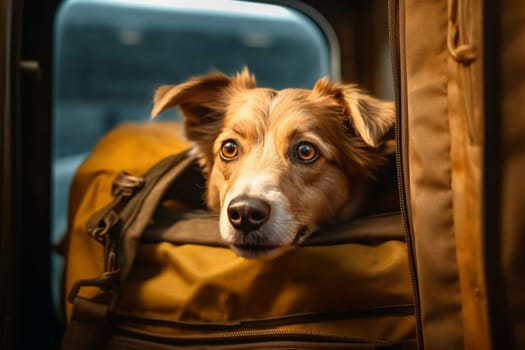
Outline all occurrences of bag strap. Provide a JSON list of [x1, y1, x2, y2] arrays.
[[63, 150, 197, 348], [116, 150, 199, 280], [60, 297, 113, 350], [73, 149, 196, 290], [82, 149, 197, 280], [142, 211, 405, 247]]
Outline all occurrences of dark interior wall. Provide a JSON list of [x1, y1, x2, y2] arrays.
[[8, 0, 62, 349]]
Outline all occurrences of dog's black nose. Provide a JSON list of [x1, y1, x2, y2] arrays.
[[227, 196, 271, 233]]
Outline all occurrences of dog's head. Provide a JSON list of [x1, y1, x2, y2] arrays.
[[152, 69, 395, 258]]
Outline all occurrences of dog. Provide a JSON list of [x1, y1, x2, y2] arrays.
[[151, 68, 395, 259]]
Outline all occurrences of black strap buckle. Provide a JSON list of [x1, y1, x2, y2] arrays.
[[68, 269, 120, 312]]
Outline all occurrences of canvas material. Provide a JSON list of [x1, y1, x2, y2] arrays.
[[398, 0, 490, 348], [116, 240, 414, 341]]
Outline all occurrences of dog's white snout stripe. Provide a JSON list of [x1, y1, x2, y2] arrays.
[[220, 173, 294, 244], [233, 173, 279, 199]]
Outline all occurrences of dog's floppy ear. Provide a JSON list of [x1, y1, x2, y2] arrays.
[[314, 78, 395, 148], [151, 68, 256, 120], [151, 74, 230, 119], [151, 68, 256, 170]]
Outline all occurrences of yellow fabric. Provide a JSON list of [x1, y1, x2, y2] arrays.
[[63, 121, 415, 343], [117, 241, 415, 341], [121, 241, 412, 321]]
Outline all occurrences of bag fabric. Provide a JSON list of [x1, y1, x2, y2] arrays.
[[396, 0, 525, 349], [392, 0, 490, 349], [62, 121, 416, 348], [395, 0, 489, 348]]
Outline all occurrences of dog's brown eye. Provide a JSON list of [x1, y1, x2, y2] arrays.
[[296, 142, 319, 163], [220, 140, 239, 160]]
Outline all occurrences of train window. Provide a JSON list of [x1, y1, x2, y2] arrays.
[[51, 0, 338, 311]]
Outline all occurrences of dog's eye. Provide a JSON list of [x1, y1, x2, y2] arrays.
[[220, 140, 239, 160], [295, 142, 319, 163]]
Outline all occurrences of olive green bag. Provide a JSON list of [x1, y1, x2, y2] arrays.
[[60, 122, 416, 349]]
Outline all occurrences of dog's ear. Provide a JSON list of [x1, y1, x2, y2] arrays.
[[314, 78, 395, 148], [151, 69, 256, 171], [151, 68, 256, 120], [151, 74, 230, 119]]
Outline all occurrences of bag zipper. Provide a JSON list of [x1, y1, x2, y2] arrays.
[[115, 304, 415, 329], [111, 305, 415, 346], [387, 0, 423, 348], [114, 325, 404, 347]]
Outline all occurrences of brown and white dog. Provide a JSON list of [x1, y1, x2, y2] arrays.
[[151, 69, 395, 259]]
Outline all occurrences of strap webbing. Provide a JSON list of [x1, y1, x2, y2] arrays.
[[60, 297, 112, 350]]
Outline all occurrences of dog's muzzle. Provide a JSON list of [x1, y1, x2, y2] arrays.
[[222, 193, 301, 259]]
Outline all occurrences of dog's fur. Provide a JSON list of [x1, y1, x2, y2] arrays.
[[151, 69, 395, 259]]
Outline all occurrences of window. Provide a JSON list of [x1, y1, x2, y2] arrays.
[[52, 0, 338, 311]]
